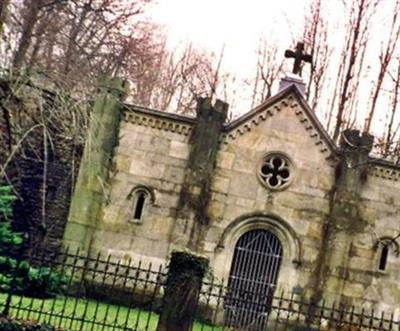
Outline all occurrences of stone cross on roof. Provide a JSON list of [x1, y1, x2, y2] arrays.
[[284, 42, 312, 76]]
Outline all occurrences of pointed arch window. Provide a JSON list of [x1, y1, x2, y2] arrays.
[[128, 186, 155, 223]]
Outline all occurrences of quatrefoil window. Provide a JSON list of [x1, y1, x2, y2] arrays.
[[258, 153, 293, 190]]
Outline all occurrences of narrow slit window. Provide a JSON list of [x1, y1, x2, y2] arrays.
[[378, 245, 389, 271], [128, 186, 154, 223], [134, 192, 147, 220]]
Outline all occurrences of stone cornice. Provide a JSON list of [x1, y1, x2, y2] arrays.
[[370, 159, 400, 181], [221, 86, 338, 163], [122, 104, 194, 135], [370, 165, 400, 181], [121, 91, 400, 181]]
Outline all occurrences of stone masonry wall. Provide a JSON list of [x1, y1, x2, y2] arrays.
[[78, 88, 400, 312], [206, 95, 335, 297], [348, 170, 400, 313], [91, 111, 194, 265]]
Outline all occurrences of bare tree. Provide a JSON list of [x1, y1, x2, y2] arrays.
[[382, 59, 400, 156], [7, 0, 154, 90], [12, 0, 45, 70], [248, 37, 283, 108], [364, 0, 400, 132], [131, 43, 220, 114], [302, 0, 330, 113], [330, 0, 378, 141], [0, 0, 10, 36]]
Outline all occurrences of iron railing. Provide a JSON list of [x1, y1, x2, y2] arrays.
[[0, 248, 399, 331], [1, 248, 165, 330], [197, 279, 400, 330]]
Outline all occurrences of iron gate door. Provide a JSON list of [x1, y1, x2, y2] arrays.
[[225, 229, 283, 330]]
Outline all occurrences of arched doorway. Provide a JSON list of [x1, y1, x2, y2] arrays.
[[225, 229, 283, 330]]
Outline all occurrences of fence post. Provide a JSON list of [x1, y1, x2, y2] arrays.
[[2, 243, 24, 317], [157, 250, 209, 331]]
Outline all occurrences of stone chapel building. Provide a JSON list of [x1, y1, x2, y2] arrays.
[[64, 74, 400, 313]]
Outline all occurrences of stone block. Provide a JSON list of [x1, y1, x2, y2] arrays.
[[129, 158, 166, 179], [350, 244, 374, 259], [157, 192, 179, 208], [229, 172, 258, 199], [306, 222, 322, 240], [129, 133, 154, 150], [235, 132, 268, 151], [169, 140, 190, 159], [342, 282, 366, 299], [203, 241, 216, 253], [300, 244, 319, 263], [207, 201, 226, 220], [290, 218, 309, 236], [278, 191, 329, 212], [360, 180, 382, 201], [157, 155, 187, 167], [223, 204, 252, 222], [139, 217, 171, 239], [348, 257, 373, 271], [119, 129, 139, 146], [254, 200, 267, 210], [232, 153, 255, 174], [211, 176, 230, 193], [211, 192, 228, 203], [101, 206, 120, 224], [164, 165, 186, 184], [64, 222, 92, 245], [115, 154, 131, 173], [256, 185, 269, 201], [235, 197, 255, 208], [92, 230, 132, 251], [217, 151, 235, 169], [129, 236, 169, 259]]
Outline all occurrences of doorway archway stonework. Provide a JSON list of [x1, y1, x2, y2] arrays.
[[212, 213, 302, 293]]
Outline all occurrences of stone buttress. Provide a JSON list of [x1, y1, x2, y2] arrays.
[[169, 97, 228, 253], [63, 77, 128, 252], [311, 129, 374, 304]]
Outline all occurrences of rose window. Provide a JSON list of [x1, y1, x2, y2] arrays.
[[258, 153, 293, 190]]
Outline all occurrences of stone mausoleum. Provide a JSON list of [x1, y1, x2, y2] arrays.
[[64, 73, 400, 314]]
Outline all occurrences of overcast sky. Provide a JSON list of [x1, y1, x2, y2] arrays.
[[147, 0, 308, 76], [145, 1, 399, 137]]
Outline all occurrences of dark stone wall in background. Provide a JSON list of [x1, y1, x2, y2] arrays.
[[0, 79, 84, 258], [12, 139, 81, 258]]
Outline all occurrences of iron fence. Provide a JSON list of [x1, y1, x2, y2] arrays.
[[0, 248, 165, 330], [0, 248, 399, 331], [197, 279, 400, 330]]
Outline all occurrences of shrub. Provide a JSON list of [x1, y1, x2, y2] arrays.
[[0, 185, 22, 255], [0, 316, 63, 331], [0, 185, 67, 298], [0, 257, 68, 298]]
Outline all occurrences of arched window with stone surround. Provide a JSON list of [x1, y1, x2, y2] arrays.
[[375, 237, 399, 272], [128, 186, 154, 223]]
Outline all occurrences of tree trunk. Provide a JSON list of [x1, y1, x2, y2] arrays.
[[0, 0, 10, 36], [13, 0, 42, 70]]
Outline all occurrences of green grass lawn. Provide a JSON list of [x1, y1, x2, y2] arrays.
[[0, 293, 222, 331]]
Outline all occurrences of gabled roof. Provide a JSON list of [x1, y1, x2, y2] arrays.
[[221, 85, 338, 160], [122, 85, 337, 157], [122, 86, 338, 158]]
